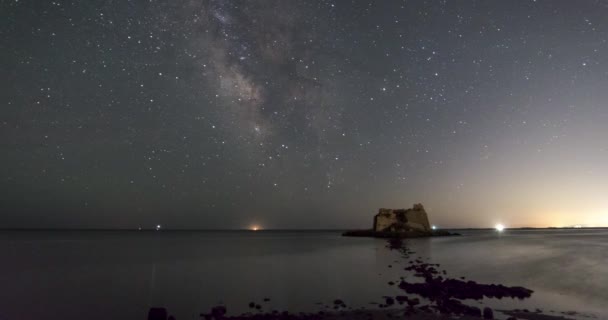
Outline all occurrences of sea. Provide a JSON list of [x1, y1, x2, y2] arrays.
[[0, 229, 606, 320]]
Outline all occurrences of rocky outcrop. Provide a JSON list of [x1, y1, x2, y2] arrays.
[[373, 204, 431, 233], [343, 203, 458, 238]]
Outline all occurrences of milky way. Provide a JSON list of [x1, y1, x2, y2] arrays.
[[1, 1, 608, 228]]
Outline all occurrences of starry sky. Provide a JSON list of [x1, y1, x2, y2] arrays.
[[2, 0, 608, 229]]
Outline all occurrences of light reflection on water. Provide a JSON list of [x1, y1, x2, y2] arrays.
[[0, 229, 606, 319]]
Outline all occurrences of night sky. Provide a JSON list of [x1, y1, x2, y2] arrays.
[[2, 1, 607, 229]]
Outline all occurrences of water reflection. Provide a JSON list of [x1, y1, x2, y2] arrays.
[[0, 229, 606, 319]]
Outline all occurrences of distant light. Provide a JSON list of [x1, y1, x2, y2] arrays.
[[431, 225, 437, 230], [495, 224, 505, 232], [156, 224, 161, 231], [574, 224, 583, 229], [251, 225, 260, 231]]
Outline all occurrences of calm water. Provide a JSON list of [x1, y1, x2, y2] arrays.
[[0, 229, 607, 320]]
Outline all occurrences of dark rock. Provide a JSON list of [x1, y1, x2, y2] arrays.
[[407, 298, 420, 306], [483, 307, 494, 319], [436, 299, 481, 317], [395, 296, 408, 304], [383, 297, 394, 306], [211, 306, 227, 318], [384, 237, 533, 319], [148, 307, 168, 320]]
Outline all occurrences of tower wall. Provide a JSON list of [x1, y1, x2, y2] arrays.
[[372, 204, 431, 232]]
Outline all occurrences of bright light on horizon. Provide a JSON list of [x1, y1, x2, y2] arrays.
[[251, 225, 261, 231], [495, 223, 505, 232], [431, 225, 437, 230]]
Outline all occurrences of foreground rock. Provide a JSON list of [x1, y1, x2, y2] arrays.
[[381, 238, 536, 318]]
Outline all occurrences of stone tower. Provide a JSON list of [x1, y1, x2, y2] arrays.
[[373, 203, 431, 232]]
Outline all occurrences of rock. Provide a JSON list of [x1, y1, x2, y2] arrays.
[[343, 204, 460, 238], [147, 307, 168, 320], [384, 237, 533, 319], [395, 296, 409, 304], [407, 298, 420, 306], [384, 297, 395, 306], [373, 204, 431, 233], [211, 306, 227, 318], [483, 307, 494, 319]]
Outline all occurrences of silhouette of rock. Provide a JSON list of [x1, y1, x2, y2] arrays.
[[483, 307, 494, 319], [148, 307, 168, 320], [211, 305, 227, 318], [383, 296, 394, 306]]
